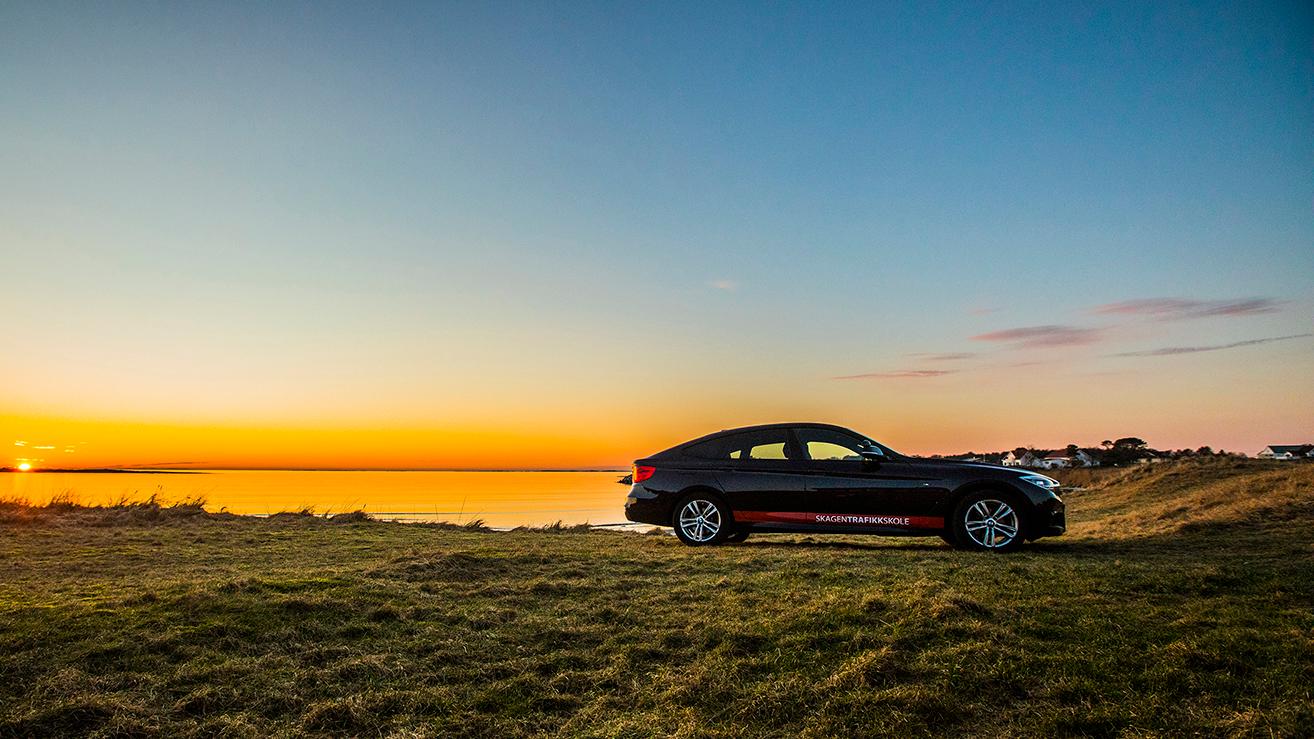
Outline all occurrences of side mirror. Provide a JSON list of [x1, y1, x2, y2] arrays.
[[859, 442, 885, 464]]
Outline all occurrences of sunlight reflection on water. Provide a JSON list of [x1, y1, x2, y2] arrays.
[[1, 470, 634, 528]]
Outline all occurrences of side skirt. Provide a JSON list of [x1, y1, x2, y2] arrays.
[[741, 523, 942, 537], [731, 510, 946, 536]]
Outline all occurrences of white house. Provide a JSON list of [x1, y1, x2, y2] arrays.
[[1073, 449, 1100, 467], [1002, 450, 1041, 467], [1037, 453, 1072, 470], [1257, 444, 1314, 460], [1035, 449, 1100, 469]]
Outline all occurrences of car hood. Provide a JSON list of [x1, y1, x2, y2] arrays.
[[904, 457, 1028, 478]]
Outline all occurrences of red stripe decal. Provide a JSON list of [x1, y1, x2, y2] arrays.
[[732, 510, 944, 528]]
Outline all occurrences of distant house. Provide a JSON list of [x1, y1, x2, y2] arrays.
[[1037, 453, 1071, 470], [1257, 444, 1314, 460], [1128, 450, 1167, 464], [1032, 449, 1100, 469], [1002, 450, 1040, 467]]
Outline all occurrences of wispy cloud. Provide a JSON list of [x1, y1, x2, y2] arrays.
[[834, 369, 957, 380], [971, 325, 1104, 348], [708, 279, 738, 291], [1092, 297, 1283, 321], [969, 306, 1000, 316], [1114, 333, 1312, 357], [907, 352, 976, 362]]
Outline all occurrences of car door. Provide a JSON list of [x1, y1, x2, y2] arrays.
[[704, 429, 810, 525], [795, 428, 943, 531]]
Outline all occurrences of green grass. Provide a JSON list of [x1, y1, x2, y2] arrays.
[[1, 459, 1311, 737]]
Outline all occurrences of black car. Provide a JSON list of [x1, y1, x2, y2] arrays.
[[624, 423, 1065, 551]]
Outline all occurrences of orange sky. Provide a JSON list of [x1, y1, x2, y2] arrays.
[[6, 335, 1311, 469], [4, 2, 1312, 469]]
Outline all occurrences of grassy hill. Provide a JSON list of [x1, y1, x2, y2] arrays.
[[1, 459, 1311, 737]]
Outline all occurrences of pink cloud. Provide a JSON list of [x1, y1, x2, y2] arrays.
[[834, 369, 956, 380], [906, 352, 976, 362], [1092, 297, 1282, 320], [970, 325, 1104, 348], [1114, 333, 1311, 357]]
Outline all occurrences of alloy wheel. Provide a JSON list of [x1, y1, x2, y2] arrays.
[[963, 498, 1019, 549], [678, 499, 722, 543]]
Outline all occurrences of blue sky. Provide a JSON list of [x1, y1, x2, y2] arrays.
[[2, 1, 1311, 464]]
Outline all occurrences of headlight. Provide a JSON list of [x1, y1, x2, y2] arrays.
[[1019, 473, 1060, 490]]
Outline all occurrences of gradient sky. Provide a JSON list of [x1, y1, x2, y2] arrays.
[[3, 1, 1312, 468]]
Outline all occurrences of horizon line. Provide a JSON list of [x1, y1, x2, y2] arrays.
[[1, 466, 634, 474]]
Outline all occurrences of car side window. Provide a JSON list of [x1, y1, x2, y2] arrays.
[[747, 441, 787, 459], [685, 429, 797, 462], [796, 429, 865, 462], [684, 433, 752, 461], [738, 429, 794, 461], [684, 437, 731, 460]]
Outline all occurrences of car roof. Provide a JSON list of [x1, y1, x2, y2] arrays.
[[708, 422, 860, 436], [647, 422, 864, 459]]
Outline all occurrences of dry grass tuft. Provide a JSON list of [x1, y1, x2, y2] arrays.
[[512, 520, 593, 534]]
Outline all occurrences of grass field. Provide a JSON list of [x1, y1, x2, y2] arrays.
[[1, 459, 1312, 737]]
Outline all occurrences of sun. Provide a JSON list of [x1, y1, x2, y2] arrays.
[[16, 462, 31, 471]]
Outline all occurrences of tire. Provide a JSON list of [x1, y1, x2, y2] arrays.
[[952, 491, 1026, 552], [939, 532, 959, 548], [672, 493, 732, 546], [725, 530, 751, 544]]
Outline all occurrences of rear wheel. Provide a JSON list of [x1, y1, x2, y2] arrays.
[[673, 495, 731, 546], [952, 491, 1025, 552]]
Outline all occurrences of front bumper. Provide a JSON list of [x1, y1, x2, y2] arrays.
[[1030, 495, 1066, 538]]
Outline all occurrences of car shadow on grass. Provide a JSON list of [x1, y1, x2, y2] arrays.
[[727, 535, 1207, 558], [729, 537, 950, 553]]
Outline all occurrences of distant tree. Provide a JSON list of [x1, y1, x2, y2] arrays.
[[1098, 437, 1151, 466], [1101, 440, 1113, 449], [1196, 446, 1213, 456], [1065, 444, 1080, 456]]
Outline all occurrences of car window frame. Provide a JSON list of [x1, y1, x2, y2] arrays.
[[681, 429, 802, 468], [795, 427, 870, 466]]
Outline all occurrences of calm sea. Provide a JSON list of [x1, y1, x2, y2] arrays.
[[0, 470, 633, 528]]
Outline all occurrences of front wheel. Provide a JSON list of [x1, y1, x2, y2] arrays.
[[724, 530, 750, 543], [673, 495, 731, 546], [952, 492, 1025, 552]]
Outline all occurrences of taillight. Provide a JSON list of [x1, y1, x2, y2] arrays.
[[633, 465, 656, 483]]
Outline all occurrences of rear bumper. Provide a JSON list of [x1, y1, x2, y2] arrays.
[[624, 485, 669, 526]]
